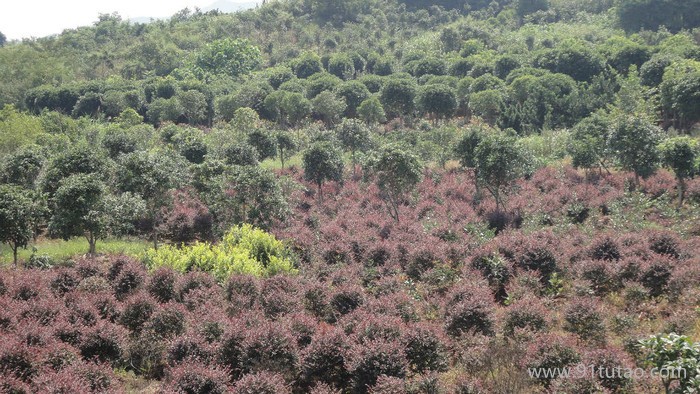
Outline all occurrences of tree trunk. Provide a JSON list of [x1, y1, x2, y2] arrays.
[[678, 177, 686, 209], [12, 245, 18, 267], [152, 227, 159, 250], [88, 233, 97, 255]]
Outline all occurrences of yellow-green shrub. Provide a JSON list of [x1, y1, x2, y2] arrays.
[[142, 224, 296, 281]]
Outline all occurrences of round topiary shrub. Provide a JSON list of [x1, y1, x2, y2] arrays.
[[444, 284, 495, 337], [590, 237, 621, 261], [225, 275, 259, 314], [166, 361, 230, 394], [78, 322, 125, 364], [216, 321, 247, 379], [149, 303, 187, 339], [348, 339, 407, 393], [402, 324, 448, 373], [112, 260, 145, 301], [369, 374, 406, 393], [563, 298, 605, 342], [241, 323, 298, 380], [648, 232, 681, 258], [119, 293, 156, 333], [524, 333, 581, 387], [260, 276, 301, 318], [640, 261, 672, 297], [0, 338, 37, 381], [148, 267, 177, 303], [167, 332, 213, 366], [124, 332, 166, 379], [329, 285, 364, 320], [50, 270, 79, 296], [300, 329, 351, 390], [177, 271, 216, 302], [232, 371, 290, 394], [285, 313, 318, 348], [502, 297, 548, 336]]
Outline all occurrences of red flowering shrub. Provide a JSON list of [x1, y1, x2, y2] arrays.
[[583, 347, 634, 392], [590, 236, 621, 261], [369, 375, 406, 393], [109, 257, 146, 300], [285, 313, 318, 348], [0, 337, 37, 381], [259, 276, 301, 318], [329, 284, 365, 321]]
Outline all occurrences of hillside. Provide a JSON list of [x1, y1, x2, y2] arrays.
[[1, 0, 700, 392]]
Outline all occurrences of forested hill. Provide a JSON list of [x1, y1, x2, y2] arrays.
[[0, 0, 699, 136]]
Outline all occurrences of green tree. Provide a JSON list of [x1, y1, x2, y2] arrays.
[[248, 130, 278, 162], [276, 130, 297, 170], [659, 61, 700, 131], [336, 81, 370, 117], [380, 78, 417, 120], [358, 96, 386, 125], [0, 185, 36, 265], [469, 90, 504, 126], [517, 0, 549, 20], [312, 91, 346, 128], [41, 145, 108, 197], [567, 111, 613, 175], [303, 142, 344, 199], [608, 115, 662, 184], [328, 53, 356, 80], [193, 38, 262, 78], [178, 90, 208, 125], [417, 84, 457, 123], [48, 174, 106, 255], [1, 145, 44, 189], [535, 41, 605, 82], [293, 52, 323, 79], [0, 31, 6, 47], [222, 166, 289, 230], [116, 151, 181, 249], [366, 144, 422, 221], [337, 119, 371, 172], [639, 333, 700, 394], [455, 127, 484, 195], [659, 137, 699, 207], [474, 132, 527, 212]]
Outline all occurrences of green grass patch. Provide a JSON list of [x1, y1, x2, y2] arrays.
[[0, 238, 152, 266], [260, 153, 303, 170]]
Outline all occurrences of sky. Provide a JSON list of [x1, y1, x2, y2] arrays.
[[1, 0, 249, 40]]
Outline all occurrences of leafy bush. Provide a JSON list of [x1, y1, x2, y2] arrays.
[[349, 339, 407, 392], [143, 224, 297, 280], [165, 361, 230, 394], [232, 371, 290, 394]]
